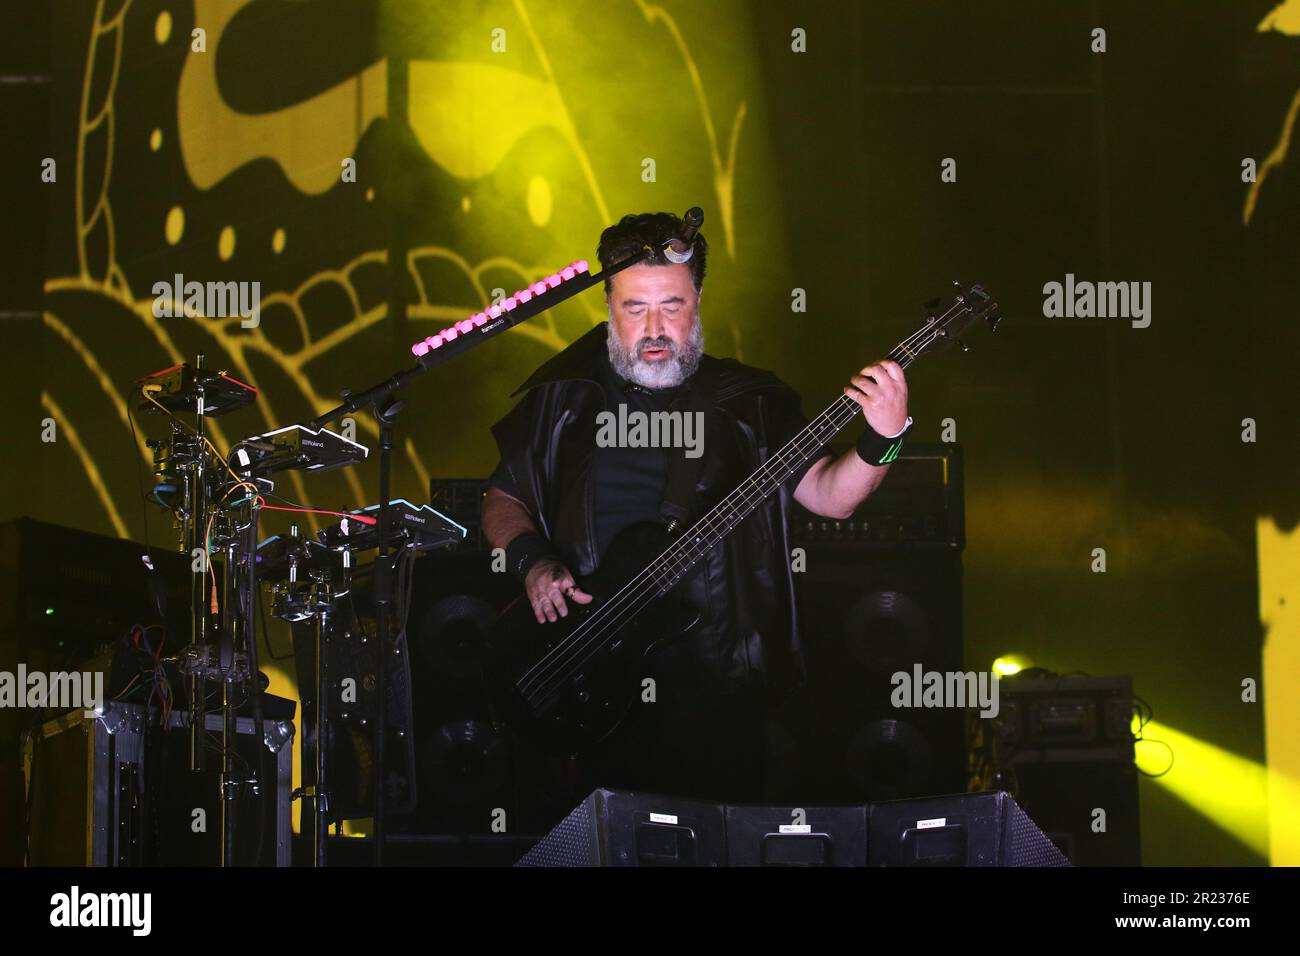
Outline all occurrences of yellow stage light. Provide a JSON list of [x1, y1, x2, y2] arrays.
[[992, 654, 1032, 678]]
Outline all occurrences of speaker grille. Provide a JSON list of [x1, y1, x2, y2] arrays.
[[1007, 799, 1071, 867], [516, 794, 596, 867]]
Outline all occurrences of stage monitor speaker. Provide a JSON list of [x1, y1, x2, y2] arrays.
[[516, 789, 728, 867], [519, 788, 1065, 867], [724, 804, 867, 866], [868, 790, 1069, 867]]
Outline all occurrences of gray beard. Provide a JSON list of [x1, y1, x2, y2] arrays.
[[606, 315, 704, 389]]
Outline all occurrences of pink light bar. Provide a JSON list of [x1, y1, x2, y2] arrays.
[[410, 257, 592, 356]]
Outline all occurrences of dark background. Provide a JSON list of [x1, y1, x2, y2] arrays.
[[2, 1, 1296, 865]]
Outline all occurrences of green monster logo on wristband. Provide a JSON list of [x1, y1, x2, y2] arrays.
[[878, 439, 904, 465]]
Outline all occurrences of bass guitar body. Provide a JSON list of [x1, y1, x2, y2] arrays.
[[484, 521, 699, 755]]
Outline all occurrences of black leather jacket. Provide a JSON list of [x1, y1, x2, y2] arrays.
[[489, 323, 824, 701]]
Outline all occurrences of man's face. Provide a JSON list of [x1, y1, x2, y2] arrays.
[[606, 263, 703, 388]]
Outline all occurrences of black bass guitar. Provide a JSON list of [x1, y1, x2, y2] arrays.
[[485, 283, 1001, 753]]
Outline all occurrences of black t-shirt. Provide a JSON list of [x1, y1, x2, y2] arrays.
[[489, 351, 832, 565], [589, 354, 681, 558], [488, 353, 683, 558]]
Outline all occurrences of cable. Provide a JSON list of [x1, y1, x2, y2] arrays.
[[255, 497, 378, 526], [1130, 694, 1173, 777], [140, 386, 256, 498], [22, 720, 39, 865]]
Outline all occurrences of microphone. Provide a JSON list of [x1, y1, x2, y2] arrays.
[[664, 206, 704, 264]]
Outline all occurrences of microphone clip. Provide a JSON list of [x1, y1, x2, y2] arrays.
[[664, 239, 694, 264]]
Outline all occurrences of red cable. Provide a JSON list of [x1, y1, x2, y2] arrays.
[[254, 497, 378, 525]]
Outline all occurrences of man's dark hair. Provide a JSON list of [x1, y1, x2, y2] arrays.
[[597, 211, 708, 297]]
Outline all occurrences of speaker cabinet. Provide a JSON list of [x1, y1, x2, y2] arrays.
[[516, 789, 729, 867], [724, 804, 868, 866], [770, 548, 966, 803], [402, 552, 537, 832], [1010, 760, 1140, 866], [769, 445, 967, 803], [868, 790, 1070, 867]]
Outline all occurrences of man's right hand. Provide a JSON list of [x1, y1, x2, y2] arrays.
[[525, 558, 594, 624]]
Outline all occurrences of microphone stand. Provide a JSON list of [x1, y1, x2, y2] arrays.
[[370, 394, 401, 867], [304, 214, 699, 865], [188, 356, 209, 776]]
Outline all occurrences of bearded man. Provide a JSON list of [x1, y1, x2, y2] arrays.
[[483, 211, 911, 803]]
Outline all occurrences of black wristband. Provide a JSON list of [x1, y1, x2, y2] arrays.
[[504, 532, 559, 583], [855, 417, 912, 466]]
